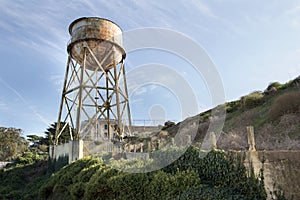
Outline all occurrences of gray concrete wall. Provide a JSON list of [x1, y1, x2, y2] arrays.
[[257, 150, 300, 200], [242, 126, 300, 199], [69, 140, 83, 163], [49, 140, 83, 164], [238, 150, 300, 200]]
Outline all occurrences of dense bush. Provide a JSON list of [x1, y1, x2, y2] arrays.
[[226, 100, 241, 113], [84, 165, 120, 199], [266, 82, 283, 91], [0, 160, 48, 200], [47, 155, 68, 173], [269, 91, 300, 121], [150, 146, 191, 173], [241, 91, 265, 109], [146, 170, 200, 199], [108, 157, 153, 172], [13, 152, 45, 166], [39, 157, 102, 199], [39, 147, 265, 199], [199, 111, 211, 121], [1, 146, 270, 200]]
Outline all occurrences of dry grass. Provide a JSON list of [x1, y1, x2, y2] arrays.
[[268, 91, 300, 121]]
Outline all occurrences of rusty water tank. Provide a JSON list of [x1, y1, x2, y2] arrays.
[[67, 17, 125, 71]]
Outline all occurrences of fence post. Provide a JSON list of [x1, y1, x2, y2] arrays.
[[247, 126, 256, 151], [210, 132, 217, 150]]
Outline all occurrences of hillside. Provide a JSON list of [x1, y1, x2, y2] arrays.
[[164, 75, 300, 150], [1, 76, 299, 199]]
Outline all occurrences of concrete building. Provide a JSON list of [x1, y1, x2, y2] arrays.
[[81, 118, 119, 141]]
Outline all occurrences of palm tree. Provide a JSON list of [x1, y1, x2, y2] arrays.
[[45, 122, 76, 145]]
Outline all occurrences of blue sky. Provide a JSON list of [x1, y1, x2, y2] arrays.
[[0, 0, 300, 137]]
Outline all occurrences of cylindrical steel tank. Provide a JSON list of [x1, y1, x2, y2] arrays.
[[67, 17, 125, 71]]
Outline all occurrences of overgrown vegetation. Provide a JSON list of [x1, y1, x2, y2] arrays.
[[1, 146, 270, 200], [0, 146, 271, 200], [0, 157, 48, 199], [241, 91, 265, 110]]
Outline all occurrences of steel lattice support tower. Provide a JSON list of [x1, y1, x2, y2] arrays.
[[55, 17, 132, 145]]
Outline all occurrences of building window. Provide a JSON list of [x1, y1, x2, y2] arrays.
[[104, 124, 108, 130]]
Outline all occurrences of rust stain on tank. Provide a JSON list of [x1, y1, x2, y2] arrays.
[[67, 17, 125, 71]]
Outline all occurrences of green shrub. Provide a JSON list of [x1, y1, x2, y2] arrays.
[[175, 185, 254, 200], [150, 146, 200, 174], [199, 150, 235, 186], [199, 111, 211, 121], [226, 100, 241, 113], [266, 82, 282, 91], [0, 160, 48, 200], [15, 146, 274, 199], [5, 152, 46, 168], [23, 176, 48, 200], [108, 172, 151, 199], [39, 157, 99, 199], [1, 190, 22, 199], [47, 156, 69, 174], [146, 170, 200, 199], [150, 146, 187, 173], [84, 165, 120, 199], [241, 91, 265, 109], [70, 182, 85, 199]]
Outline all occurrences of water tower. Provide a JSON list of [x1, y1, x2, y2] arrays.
[[55, 17, 132, 145]]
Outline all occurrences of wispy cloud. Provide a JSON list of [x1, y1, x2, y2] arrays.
[[190, 0, 217, 19], [0, 1, 69, 64], [0, 77, 50, 125], [0, 0, 298, 136], [50, 74, 64, 92], [0, 98, 7, 110]]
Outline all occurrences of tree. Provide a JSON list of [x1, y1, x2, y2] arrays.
[[45, 122, 75, 145], [0, 127, 28, 161], [27, 134, 48, 152]]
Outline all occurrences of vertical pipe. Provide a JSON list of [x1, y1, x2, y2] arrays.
[[95, 68, 99, 141], [76, 48, 86, 137], [55, 55, 71, 145], [122, 62, 132, 131], [106, 72, 110, 141], [114, 63, 122, 137]]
